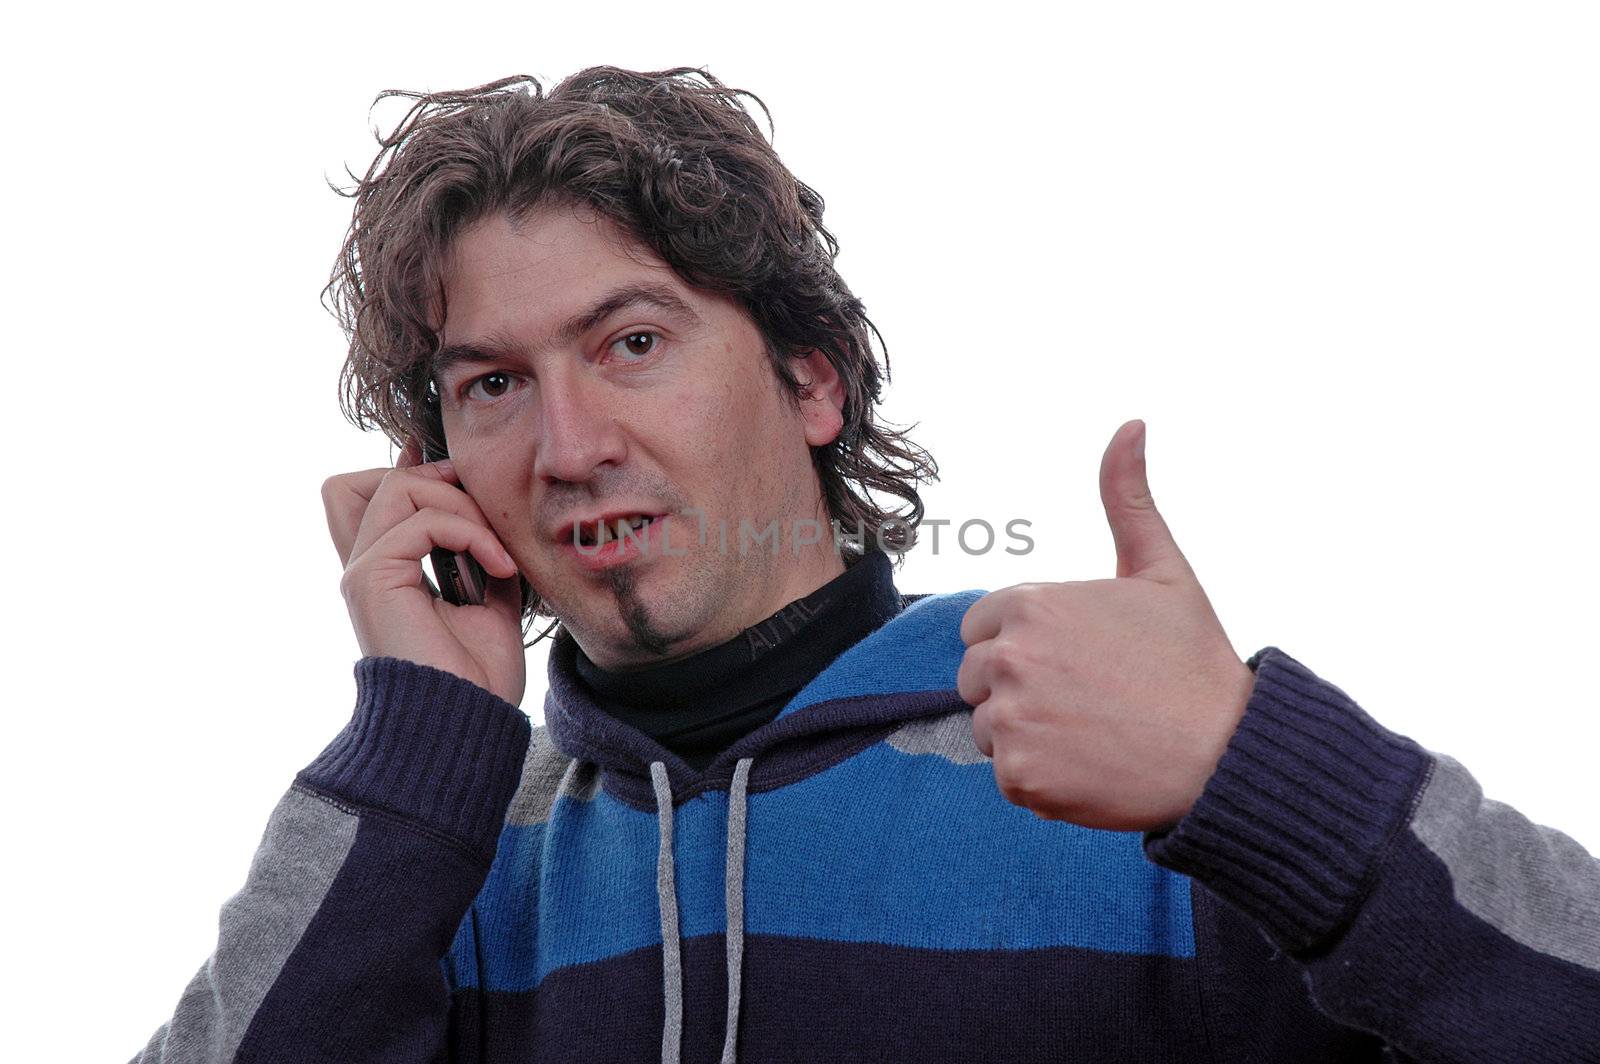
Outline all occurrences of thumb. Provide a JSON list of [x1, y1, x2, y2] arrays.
[[1099, 419, 1192, 582]]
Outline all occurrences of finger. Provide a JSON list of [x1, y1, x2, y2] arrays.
[[956, 641, 993, 708], [1098, 419, 1194, 583], [345, 463, 487, 567], [959, 588, 1009, 646], [971, 702, 995, 759], [352, 508, 519, 590], [325, 460, 468, 568], [323, 467, 391, 568]]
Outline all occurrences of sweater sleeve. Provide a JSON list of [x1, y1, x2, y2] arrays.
[[129, 657, 530, 1064], [1142, 646, 1600, 1064]]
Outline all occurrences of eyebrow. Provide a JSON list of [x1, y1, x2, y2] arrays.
[[430, 282, 704, 380]]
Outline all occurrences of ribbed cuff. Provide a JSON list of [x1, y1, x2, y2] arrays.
[[297, 657, 531, 863], [1143, 646, 1432, 956]]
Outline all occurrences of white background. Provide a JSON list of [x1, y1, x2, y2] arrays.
[[2, 2, 1595, 1056]]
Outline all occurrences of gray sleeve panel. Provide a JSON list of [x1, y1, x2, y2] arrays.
[[1408, 752, 1600, 973], [130, 786, 359, 1063]]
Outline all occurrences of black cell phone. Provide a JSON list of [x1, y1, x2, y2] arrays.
[[421, 438, 488, 607]]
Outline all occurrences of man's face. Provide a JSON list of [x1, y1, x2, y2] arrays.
[[433, 204, 847, 669]]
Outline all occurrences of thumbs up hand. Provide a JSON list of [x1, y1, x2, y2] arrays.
[[957, 420, 1256, 833]]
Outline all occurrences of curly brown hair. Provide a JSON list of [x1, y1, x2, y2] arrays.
[[322, 66, 937, 640]]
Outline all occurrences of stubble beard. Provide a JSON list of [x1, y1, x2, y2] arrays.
[[602, 530, 765, 662], [605, 562, 676, 658]]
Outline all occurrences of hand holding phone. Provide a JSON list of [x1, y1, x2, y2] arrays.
[[320, 439, 529, 705]]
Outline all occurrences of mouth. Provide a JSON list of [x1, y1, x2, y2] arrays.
[[556, 512, 668, 547], [558, 512, 668, 549], [556, 512, 674, 572]]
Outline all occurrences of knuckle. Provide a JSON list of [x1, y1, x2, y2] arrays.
[[378, 465, 419, 494], [1005, 588, 1038, 625], [415, 506, 480, 546], [988, 638, 1019, 681]]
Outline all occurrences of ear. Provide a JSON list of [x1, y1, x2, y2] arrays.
[[794, 348, 846, 447]]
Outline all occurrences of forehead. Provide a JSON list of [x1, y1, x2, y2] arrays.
[[438, 205, 703, 344]]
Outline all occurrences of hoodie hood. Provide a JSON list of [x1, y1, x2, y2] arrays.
[[541, 581, 986, 1064]]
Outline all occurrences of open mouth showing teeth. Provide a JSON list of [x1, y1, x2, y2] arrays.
[[576, 515, 656, 548]]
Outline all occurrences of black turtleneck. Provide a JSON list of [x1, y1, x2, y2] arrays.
[[573, 549, 903, 771]]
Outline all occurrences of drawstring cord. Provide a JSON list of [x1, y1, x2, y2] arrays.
[[649, 758, 755, 1064], [650, 762, 684, 1064], [721, 758, 752, 1064]]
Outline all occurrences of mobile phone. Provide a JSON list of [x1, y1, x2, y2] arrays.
[[421, 438, 488, 607]]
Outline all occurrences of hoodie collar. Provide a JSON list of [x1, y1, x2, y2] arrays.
[[570, 549, 903, 766], [543, 568, 980, 806]]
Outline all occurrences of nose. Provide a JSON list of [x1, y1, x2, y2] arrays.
[[531, 369, 628, 484]]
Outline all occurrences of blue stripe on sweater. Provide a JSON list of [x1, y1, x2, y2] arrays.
[[747, 742, 1194, 956], [448, 735, 1195, 992]]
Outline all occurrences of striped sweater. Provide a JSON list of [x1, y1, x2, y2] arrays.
[[133, 588, 1600, 1062]]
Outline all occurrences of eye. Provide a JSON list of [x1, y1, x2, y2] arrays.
[[462, 371, 521, 403], [609, 331, 660, 361]]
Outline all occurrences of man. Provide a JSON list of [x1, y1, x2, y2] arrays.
[[134, 66, 1600, 1063]]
